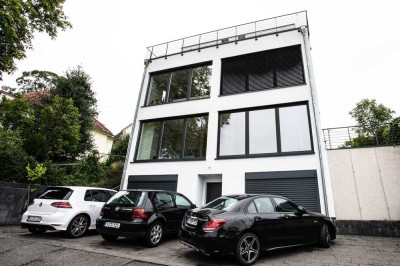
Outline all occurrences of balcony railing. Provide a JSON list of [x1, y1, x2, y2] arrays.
[[146, 11, 309, 61], [322, 125, 389, 150]]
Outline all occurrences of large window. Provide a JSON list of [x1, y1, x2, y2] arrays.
[[218, 103, 313, 158], [146, 63, 212, 106], [136, 115, 208, 161], [221, 45, 304, 95]]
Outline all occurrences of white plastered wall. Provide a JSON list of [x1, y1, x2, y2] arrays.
[[123, 29, 335, 216]]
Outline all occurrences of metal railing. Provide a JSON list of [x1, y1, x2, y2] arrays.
[[322, 125, 388, 150], [146, 11, 308, 61]]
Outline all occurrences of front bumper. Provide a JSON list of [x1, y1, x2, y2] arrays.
[[96, 218, 147, 238]]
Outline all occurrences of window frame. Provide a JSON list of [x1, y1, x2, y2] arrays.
[[220, 45, 306, 96], [133, 113, 209, 162], [217, 101, 314, 159], [144, 61, 212, 107]]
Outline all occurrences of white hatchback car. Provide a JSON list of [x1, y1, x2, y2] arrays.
[[21, 186, 117, 238]]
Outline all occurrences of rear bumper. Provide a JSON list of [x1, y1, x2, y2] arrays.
[[96, 219, 147, 238], [21, 223, 57, 231], [178, 228, 236, 256], [21, 211, 74, 231]]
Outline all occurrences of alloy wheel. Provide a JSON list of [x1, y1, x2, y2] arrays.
[[239, 235, 259, 264], [71, 216, 88, 237], [150, 224, 162, 244]]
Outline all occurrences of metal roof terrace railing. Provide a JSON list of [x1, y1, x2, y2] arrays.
[[146, 11, 309, 61]]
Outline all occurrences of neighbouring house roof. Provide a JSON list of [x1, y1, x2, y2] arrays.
[[115, 123, 132, 139], [92, 117, 113, 137], [23, 90, 50, 106], [0, 90, 16, 100]]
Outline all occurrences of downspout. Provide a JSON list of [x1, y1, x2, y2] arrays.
[[120, 59, 151, 190], [300, 26, 329, 216]]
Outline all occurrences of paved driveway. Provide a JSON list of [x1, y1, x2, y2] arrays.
[[0, 226, 399, 265]]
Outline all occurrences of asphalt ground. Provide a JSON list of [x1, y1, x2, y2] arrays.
[[0, 226, 399, 266]]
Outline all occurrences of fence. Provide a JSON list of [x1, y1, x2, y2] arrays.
[[146, 11, 308, 60], [0, 182, 47, 225]]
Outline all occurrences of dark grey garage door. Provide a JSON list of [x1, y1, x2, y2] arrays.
[[245, 170, 320, 212], [128, 175, 178, 191]]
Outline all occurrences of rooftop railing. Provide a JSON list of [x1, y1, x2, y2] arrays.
[[146, 11, 308, 61]]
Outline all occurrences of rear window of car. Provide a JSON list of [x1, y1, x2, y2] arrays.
[[203, 197, 238, 210], [107, 191, 145, 206], [38, 187, 73, 200]]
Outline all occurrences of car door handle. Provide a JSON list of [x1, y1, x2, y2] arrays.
[[280, 214, 290, 219], [254, 216, 262, 222], [90, 205, 95, 208]]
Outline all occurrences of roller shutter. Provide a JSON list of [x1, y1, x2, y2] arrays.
[[128, 175, 178, 191], [245, 170, 320, 212]]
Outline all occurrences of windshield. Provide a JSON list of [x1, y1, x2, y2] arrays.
[[107, 191, 145, 206], [203, 197, 238, 210], [38, 187, 73, 200]]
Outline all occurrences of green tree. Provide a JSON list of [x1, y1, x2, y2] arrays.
[[39, 95, 81, 161], [0, 96, 35, 140], [107, 134, 129, 164], [0, 0, 71, 80], [71, 151, 109, 185], [16, 70, 59, 93], [53, 66, 97, 156], [0, 128, 33, 182], [26, 163, 47, 184], [385, 117, 400, 146], [349, 99, 395, 146]]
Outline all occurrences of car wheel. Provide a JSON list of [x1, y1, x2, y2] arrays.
[[28, 227, 47, 234], [235, 232, 260, 266], [102, 234, 118, 241], [144, 221, 163, 247], [66, 214, 89, 238], [320, 223, 331, 248]]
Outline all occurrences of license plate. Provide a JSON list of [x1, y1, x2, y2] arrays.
[[186, 217, 198, 226], [104, 222, 120, 228], [27, 216, 42, 222]]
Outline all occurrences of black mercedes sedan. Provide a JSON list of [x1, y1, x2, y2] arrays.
[[179, 194, 337, 265], [96, 190, 195, 247]]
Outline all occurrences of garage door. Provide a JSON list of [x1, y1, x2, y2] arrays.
[[128, 175, 178, 191], [245, 170, 320, 212]]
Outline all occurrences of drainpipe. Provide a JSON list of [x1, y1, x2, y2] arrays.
[[120, 59, 151, 190], [300, 26, 330, 216]]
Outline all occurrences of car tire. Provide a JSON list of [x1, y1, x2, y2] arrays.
[[320, 223, 331, 248], [66, 214, 89, 238], [144, 221, 163, 247], [235, 232, 261, 266], [28, 227, 46, 234], [102, 234, 118, 241]]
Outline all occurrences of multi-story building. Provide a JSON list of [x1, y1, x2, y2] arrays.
[[121, 11, 335, 217]]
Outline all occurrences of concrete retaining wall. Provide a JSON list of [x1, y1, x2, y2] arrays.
[[327, 147, 400, 236]]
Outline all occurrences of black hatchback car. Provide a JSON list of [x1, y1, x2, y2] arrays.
[[179, 194, 337, 265], [96, 190, 195, 247]]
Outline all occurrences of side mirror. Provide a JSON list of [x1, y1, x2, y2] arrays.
[[191, 204, 197, 209], [298, 206, 307, 213]]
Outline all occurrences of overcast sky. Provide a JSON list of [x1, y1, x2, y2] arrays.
[[1, 0, 399, 135]]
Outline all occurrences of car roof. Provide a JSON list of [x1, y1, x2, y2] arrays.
[[47, 186, 116, 191], [223, 194, 289, 200]]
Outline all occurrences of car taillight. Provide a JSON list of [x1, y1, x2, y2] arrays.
[[51, 202, 72, 208], [203, 219, 226, 232], [132, 208, 148, 219]]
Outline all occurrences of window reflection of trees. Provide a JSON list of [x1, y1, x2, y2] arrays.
[[137, 115, 208, 160], [147, 65, 212, 106]]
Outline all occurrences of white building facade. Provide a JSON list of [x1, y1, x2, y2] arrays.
[[122, 11, 335, 217]]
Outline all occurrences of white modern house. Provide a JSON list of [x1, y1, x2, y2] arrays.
[[122, 11, 335, 217]]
